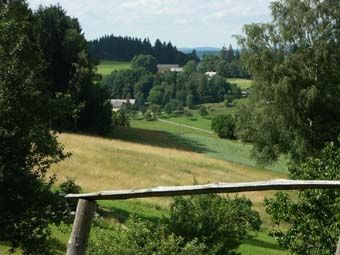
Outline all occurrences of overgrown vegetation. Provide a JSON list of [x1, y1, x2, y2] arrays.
[[89, 194, 261, 255]]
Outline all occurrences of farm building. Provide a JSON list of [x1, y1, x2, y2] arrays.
[[205, 71, 217, 77], [110, 99, 135, 111], [157, 64, 182, 72]]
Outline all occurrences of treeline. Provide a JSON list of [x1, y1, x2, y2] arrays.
[[88, 35, 199, 65], [102, 55, 241, 112], [199, 45, 250, 79]]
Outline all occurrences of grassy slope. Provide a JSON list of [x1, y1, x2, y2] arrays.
[[97, 60, 131, 76], [1, 131, 287, 254], [49, 132, 287, 255], [131, 103, 288, 174]]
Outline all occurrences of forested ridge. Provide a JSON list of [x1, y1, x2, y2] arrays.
[[88, 34, 199, 64]]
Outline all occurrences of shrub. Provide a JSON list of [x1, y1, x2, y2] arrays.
[[144, 110, 156, 121], [89, 217, 206, 255], [224, 96, 234, 108], [184, 110, 193, 119], [163, 103, 173, 115], [199, 106, 209, 116], [113, 111, 130, 127], [167, 194, 261, 255], [58, 179, 82, 214], [211, 114, 235, 139]]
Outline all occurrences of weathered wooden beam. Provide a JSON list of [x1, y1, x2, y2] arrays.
[[66, 179, 340, 200], [66, 199, 96, 255], [336, 237, 340, 255]]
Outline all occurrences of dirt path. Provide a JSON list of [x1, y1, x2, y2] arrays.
[[158, 119, 214, 134]]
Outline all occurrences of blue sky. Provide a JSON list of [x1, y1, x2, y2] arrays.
[[27, 0, 272, 48]]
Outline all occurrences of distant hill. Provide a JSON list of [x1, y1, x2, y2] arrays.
[[179, 47, 220, 58]]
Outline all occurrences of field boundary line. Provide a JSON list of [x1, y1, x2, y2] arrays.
[[158, 119, 213, 134]]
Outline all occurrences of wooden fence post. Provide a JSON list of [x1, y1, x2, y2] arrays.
[[66, 199, 96, 255], [336, 237, 340, 255]]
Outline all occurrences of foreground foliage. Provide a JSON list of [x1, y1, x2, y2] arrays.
[[168, 194, 261, 255], [265, 139, 340, 255], [0, 1, 66, 253], [90, 195, 261, 255], [89, 218, 206, 255]]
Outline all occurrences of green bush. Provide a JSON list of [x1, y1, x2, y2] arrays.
[[144, 110, 156, 121], [113, 111, 130, 127], [89, 217, 206, 255], [184, 110, 193, 119], [211, 114, 236, 139], [167, 194, 261, 255], [265, 138, 340, 255], [58, 179, 82, 214], [199, 106, 209, 116]]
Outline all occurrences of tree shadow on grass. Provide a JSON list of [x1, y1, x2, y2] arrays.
[[242, 236, 285, 251], [97, 205, 162, 225], [109, 127, 215, 154]]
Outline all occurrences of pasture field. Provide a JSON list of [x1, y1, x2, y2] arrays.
[[227, 78, 252, 89], [51, 132, 287, 255], [96, 60, 131, 76]]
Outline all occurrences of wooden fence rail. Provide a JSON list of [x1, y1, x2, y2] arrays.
[[65, 179, 340, 255]]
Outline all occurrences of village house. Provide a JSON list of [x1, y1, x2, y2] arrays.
[[157, 64, 183, 72], [205, 71, 217, 78], [110, 99, 136, 112]]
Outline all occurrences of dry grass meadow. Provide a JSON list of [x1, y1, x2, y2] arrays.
[[51, 133, 288, 224]]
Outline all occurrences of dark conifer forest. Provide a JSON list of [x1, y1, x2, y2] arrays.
[[88, 35, 199, 64]]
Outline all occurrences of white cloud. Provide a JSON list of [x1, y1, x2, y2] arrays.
[[27, 0, 272, 47]]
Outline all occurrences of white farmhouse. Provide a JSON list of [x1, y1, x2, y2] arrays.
[[205, 71, 217, 78], [110, 99, 136, 112]]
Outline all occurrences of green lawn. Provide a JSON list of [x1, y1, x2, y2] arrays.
[[131, 100, 288, 174], [97, 60, 131, 76], [227, 78, 252, 90]]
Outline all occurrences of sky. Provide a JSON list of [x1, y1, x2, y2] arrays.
[[27, 0, 273, 48]]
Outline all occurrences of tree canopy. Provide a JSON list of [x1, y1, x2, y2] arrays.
[[34, 5, 112, 134], [265, 138, 340, 255], [88, 34, 199, 65], [131, 54, 158, 74], [102, 59, 240, 111], [0, 1, 69, 253], [236, 0, 340, 164]]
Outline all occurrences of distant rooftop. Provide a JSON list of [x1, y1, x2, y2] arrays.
[[157, 64, 181, 73], [110, 99, 135, 110]]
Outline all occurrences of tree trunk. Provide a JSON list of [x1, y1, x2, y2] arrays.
[[66, 199, 96, 255]]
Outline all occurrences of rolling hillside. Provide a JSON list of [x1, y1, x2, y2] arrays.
[[48, 132, 288, 255]]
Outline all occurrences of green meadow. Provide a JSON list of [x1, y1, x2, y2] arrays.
[[97, 60, 131, 76]]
